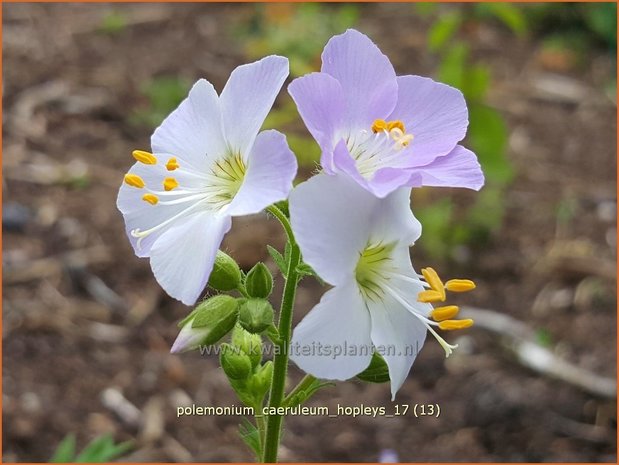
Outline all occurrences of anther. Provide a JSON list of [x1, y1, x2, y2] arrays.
[[438, 319, 474, 331], [132, 150, 157, 165], [166, 157, 180, 171], [430, 306, 459, 322], [142, 194, 159, 205], [371, 119, 388, 133], [386, 120, 405, 132], [421, 267, 445, 299], [417, 289, 445, 303], [163, 177, 179, 191], [445, 279, 476, 292], [124, 174, 145, 188]]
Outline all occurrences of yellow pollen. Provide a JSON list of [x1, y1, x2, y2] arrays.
[[163, 177, 179, 191], [386, 120, 405, 132], [430, 305, 459, 322], [132, 150, 157, 165], [438, 319, 474, 331], [124, 174, 145, 188], [371, 119, 388, 133], [142, 194, 159, 205], [166, 157, 180, 171], [445, 279, 476, 292], [417, 289, 445, 303], [421, 267, 445, 299]]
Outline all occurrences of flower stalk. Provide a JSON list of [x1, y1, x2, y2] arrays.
[[263, 205, 301, 463]]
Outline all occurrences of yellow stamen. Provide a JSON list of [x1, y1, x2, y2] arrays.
[[163, 177, 179, 191], [166, 157, 180, 171], [132, 150, 157, 165], [371, 119, 388, 133], [430, 305, 459, 322], [124, 174, 145, 188], [417, 289, 445, 303], [386, 120, 405, 132], [438, 319, 474, 331], [445, 279, 476, 292], [142, 194, 159, 205], [421, 267, 445, 299]]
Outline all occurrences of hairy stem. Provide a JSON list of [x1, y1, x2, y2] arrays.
[[263, 205, 301, 463]]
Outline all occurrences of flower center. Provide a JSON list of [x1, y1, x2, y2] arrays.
[[123, 150, 247, 250], [355, 241, 396, 301], [345, 119, 414, 179], [352, 247, 477, 358]]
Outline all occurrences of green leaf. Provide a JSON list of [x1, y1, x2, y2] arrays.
[[74, 434, 132, 463], [357, 352, 390, 384], [284, 379, 334, 408], [239, 418, 262, 460], [51, 434, 76, 463], [267, 245, 287, 276], [428, 12, 462, 52]]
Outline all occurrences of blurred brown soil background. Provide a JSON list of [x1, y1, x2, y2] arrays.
[[2, 3, 617, 462]]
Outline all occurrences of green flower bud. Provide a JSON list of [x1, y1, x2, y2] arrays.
[[220, 343, 252, 380], [171, 295, 238, 353], [246, 361, 273, 401], [239, 299, 274, 334], [231, 325, 262, 367], [245, 262, 273, 298], [356, 352, 390, 384], [208, 251, 242, 291]]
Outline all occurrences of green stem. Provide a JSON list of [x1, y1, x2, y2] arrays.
[[282, 374, 317, 407], [263, 205, 301, 463], [256, 413, 266, 454]]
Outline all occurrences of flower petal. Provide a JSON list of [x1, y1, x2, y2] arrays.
[[321, 29, 397, 131], [410, 145, 485, 190], [227, 130, 297, 217], [366, 288, 427, 399], [367, 167, 416, 199], [289, 173, 374, 286], [368, 188, 421, 246], [288, 72, 346, 171], [220, 55, 289, 156], [290, 280, 372, 380], [149, 212, 232, 305], [151, 79, 225, 172], [117, 162, 206, 257], [389, 75, 468, 165]]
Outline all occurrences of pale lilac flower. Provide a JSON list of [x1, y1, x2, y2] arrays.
[[117, 56, 297, 305], [288, 29, 484, 198], [289, 175, 475, 399]]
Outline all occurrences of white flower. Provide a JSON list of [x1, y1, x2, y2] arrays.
[[117, 56, 297, 305], [288, 174, 474, 399]]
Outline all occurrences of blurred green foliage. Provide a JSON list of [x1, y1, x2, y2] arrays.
[[526, 3, 616, 51], [415, 5, 514, 260], [131, 76, 191, 128], [262, 100, 321, 171], [236, 3, 359, 77], [241, 3, 360, 171], [99, 10, 128, 35], [51, 434, 132, 463]]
